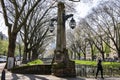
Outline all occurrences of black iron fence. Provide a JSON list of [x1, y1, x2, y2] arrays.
[[75, 64, 120, 77]]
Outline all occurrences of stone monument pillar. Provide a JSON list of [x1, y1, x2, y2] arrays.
[[52, 2, 76, 77]]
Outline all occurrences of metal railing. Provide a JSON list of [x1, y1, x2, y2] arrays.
[[75, 64, 120, 77]]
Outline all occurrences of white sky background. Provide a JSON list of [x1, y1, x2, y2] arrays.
[[0, 9, 8, 36], [0, 0, 104, 36], [76, 0, 110, 18], [74, 0, 105, 19]]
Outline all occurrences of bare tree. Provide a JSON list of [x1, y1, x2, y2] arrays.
[[78, 0, 120, 61], [88, 0, 120, 61], [0, 0, 44, 68], [77, 18, 107, 61], [67, 30, 80, 59], [67, 27, 88, 60], [17, 1, 56, 63]]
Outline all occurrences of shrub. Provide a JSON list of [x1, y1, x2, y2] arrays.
[[27, 59, 43, 65]]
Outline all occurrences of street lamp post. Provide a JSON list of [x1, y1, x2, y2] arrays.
[[49, 1, 77, 77]]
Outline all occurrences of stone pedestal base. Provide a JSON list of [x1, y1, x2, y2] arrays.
[[52, 49, 76, 77], [52, 60, 76, 77]]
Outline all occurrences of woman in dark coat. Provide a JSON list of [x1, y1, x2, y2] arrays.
[[95, 59, 104, 79]]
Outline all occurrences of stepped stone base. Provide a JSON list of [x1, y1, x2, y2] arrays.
[[52, 49, 76, 77], [52, 60, 76, 77]]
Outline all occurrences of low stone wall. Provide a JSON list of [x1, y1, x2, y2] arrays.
[[11, 65, 52, 74]]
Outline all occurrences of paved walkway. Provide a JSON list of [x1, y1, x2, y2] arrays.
[[0, 63, 120, 80], [0, 71, 120, 80]]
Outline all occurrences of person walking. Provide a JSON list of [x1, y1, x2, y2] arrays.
[[95, 59, 104, 79], [1, 69, 5, 80]]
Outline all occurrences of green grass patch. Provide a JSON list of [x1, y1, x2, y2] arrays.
[[12, 59, 44, 69], [103, 62, 120, 68], [74, 60, 96, 66], [74, 60, 120, 68], [27, 59, 44, 65]]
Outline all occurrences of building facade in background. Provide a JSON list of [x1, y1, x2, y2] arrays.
[[0, 31, 7, 40]]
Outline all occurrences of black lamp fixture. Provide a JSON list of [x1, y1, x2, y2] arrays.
[[49, 16, 76, 32], [69, 17, 76, 29]]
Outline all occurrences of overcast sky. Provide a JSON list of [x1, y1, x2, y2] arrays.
[[75, 0, 103, 18], [0, 0, 104, 36]]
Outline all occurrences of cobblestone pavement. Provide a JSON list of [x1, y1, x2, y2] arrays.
[[0, 71, 120, 80]]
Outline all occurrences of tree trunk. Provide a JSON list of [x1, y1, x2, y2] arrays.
[[77, 53, 81, 60], [117, 50, 120, 62], [18, 44, 22, 61], [28, 52, 31, 61], [91, 53, 94, 61], [91, 47, 94, 61], [70, 51, 73, 59], [5, 32, 17, 69], [101, 52, 105, 61], [32, 53, 38, 60], [32, 49, 38, 60], [84, 53, 86, 60], [22, 48, 28, 63], [74, 52, 76, 60], [8, 33, 17, 57]]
